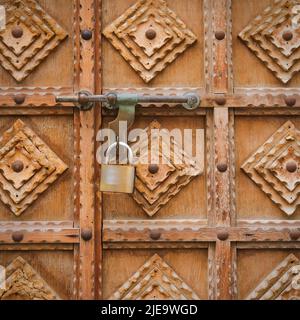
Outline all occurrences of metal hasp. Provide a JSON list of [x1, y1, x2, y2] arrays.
[[105, 93, 138, 134], [55, 91, 201, 133], [55, 91, 201, 110]]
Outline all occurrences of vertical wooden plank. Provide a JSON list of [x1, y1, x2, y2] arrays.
[[210, 0, 234, 300], [214, 109, 230, 227], [73, 0, 81, 300], [214, 108, 232, 300], [94, 0, 103, 300], [204, 0, 213, 93], [206, 108, 216, 299], [77, 0, 96, 300], [212, 0, 229, 93]]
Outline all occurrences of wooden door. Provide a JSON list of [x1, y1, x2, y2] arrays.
[[0, 0, 96, 300], [1, 0, 300, 301]]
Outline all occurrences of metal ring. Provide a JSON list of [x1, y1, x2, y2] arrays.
[[183, 93, 201, 110], [77, 90, 94, 111], [105, 142, 134, 165]]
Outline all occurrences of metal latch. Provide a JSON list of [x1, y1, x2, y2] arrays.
[[55, 91, 201, 133]]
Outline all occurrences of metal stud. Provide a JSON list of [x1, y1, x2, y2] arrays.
[[11, 26, 23, 38], [148, 164, 159, 174], [145, 28, 157, 40], [11, 160, 24, 173], [215, 30, 225, 40], [81, 228, 93, 241], [217, 163, 228, 173], [215, 96, 226, 106], [81, 29, 93, 40], [290, 230, 300, 241], [217, 230, 229, 241], [285, 96, 296, 107], [282, 30, 293, 41], [150, 230, 161, 240], [286, 160, 297, 173], [14, 94, 26, 105], [12, 231, 24, 242]]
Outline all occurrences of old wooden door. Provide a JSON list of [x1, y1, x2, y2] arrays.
[[1, 0, 300, 301]]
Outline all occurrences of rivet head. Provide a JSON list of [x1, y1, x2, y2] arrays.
[[14, 94, 26, 105], [217, 163, 228, 173], [11, 26, 23, 38], [286, 160, 298, 173], [148, 164, 159, 174], [145, 28, 157, 40], [282, 30, 293, 41], [290, 230, 300, 241], [81, 228, 93, 241], [81, 30, 93, 40], [11, 160, 24, 173], [106, 93, 117, 106], [12, 231, 24, 242], [78, 93, 90, 104], [285, 96, 296, 107], [150, 230, 161, 241], [217, 230, 229, 241], [215, 30, 225, 40], [215, 96, 226, 106]]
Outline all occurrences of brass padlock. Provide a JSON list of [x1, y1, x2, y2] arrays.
[[100, 142, 135, 193]]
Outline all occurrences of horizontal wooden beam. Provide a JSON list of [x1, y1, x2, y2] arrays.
[[1, 89, 299, 109], [103, 220, 300, 243], [0, 221, 79, 244]]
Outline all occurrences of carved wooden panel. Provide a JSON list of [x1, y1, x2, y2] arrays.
[[247, 254, 300, 300], [132, 120, 204, 217], [103, 0, 197, 83], [0, 0, 94, 301], [109, 254, 199, 300], [0, 0, 68, 82], [0, 119, 68, 216], [0, 256, 60, 300], [242, 121, 300, 216], [238, 0, 300, 84]]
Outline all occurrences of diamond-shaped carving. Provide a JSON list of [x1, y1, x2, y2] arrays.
[[136, 163, 175, 192], [110, 254, 199, 300], [0, 120, 68, 216], [247, 254, 300, 300], [132, 120, 203, 217], [0, 0, 68, 82], [242, 121, 300, 216], [129, 16, 172, 57], [239, 0, 300, 83], [0, 257, 60, 300], [269, 145, 300, 191], [103, 0, 197, 83]]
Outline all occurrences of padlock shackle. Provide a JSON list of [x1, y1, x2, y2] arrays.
[[105, 142, 134, 165]]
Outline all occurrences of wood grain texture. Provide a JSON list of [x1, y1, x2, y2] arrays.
[[103, 220, 300, 243], [1, 0, 300, 301], [103, 0, 197, 83], [109, 254, 200, 300], [233, 0, 300, 87], [0, 251, 73, 299], [238, 0, 300, 84], [246, 253, 300, 300], [102, 0, 204, 88], [103, 249, 208, 300], [0, 119, 68, 216], [0, 0, 68, 82], [236, 116, 300, 220], [238, 250, 300, 299], [76, 0, 96, 300], [0, 256, 61, 300], [242, 121, 300, 216], [132, 120, 204, 216]]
